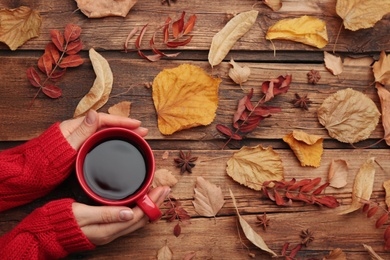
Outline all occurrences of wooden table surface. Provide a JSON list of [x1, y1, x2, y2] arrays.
[[1, 0, 390, 259]]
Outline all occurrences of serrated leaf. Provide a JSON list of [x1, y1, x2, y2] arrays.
[[192, 177, 225, 217]]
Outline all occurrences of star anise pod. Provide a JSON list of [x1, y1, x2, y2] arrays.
[[300, 229, 315, 246], [291, 93, 312, 110], [307, 69, 321, 84], [174, 150, 198, 174], [256, 212, 270, 231]]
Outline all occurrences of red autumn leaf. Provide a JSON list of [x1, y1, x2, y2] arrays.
[[173, 223, 181, 237], [300, 177, 322, 193], [313, 196, 339, 208], [384, 225, 390, 241], [233, 88, 254, 124], [42, 84, 62, 98], [287, 179, 312, 191], [262, 75, 292, 102], [38, 53, 53, 76], [26, 67, 41, 87], [274, 190, 285, 206], [59, 55, 83, 68], [45, 43, 60, 64], [367, 206, 379, 218], [64, 23, 81, 42], [66, 40, 83, 55], [150, 32, 180, 58], [164, 17, 172, 43], [289, 244, 302, 258], [50, 29, 64, 51], [238, 117, 262, 132], [376, 213, 389, 228], [183, 14, 197, 35], [216, 124, 242, 140], [312, 182, 329, 195], [137, 50, 162, 62], [263, 187, 275, 201], [252, 106, 281, 117], [172, 11, 185, 38], [50, 69, 66, 81], [124, 27, 138, 52], [166, 36, 193, 48], [362, 203, 370, 213], [281, 243, 290, 256], [136, 24, 148, 50]]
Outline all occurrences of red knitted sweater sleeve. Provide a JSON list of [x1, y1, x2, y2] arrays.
[[0, 122, 77, 211], [0, 199, 95, 259]]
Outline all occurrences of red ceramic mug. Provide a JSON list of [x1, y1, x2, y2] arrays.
[[75, 127, 162, 222]]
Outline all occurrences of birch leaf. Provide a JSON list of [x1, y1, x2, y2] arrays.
[[192, 177, 225, 217], [152, 64, 221, 135], [336, 0, 390, 31], [0, 6, 42, 50], [75, 0, 137, 18], [228, 59, 251, 85], [339, 157, 376, 215], [157, 244, 173, 260], [229, 189, 277, 256], [373, 51, 390, 86], [328, 159, 349, 189], [324, 51, 343, 76], [383, 179, 390, 209], [283, 130, 323, 168], [266, 15, 328, 49], [74, 48, 113, 117], [208, 10, 258, 67], [226, 145, 284, 191], [108, 101, 131, 117], [317, 88, 380, 144], [152, 169, 178, 188], [375, 83, 390, 146]]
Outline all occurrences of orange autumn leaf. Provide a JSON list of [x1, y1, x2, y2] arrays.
[[152, 64, 221, 135], [0, 6, 42, 50], [108, 101, 131, 117], [283, 130, 323, 168], [375, 83, 390, 146], [373, 51, 390, 86]]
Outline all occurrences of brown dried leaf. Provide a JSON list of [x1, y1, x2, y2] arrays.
[[226, 145, 284, 191], [228, 59, 250, 85], [339, 157, 376, 215], [192, 177, 225, 217], [75, 0, 137, 18], [283, 130, 323, 168], [263, 0, 282, 11], [229, 189, 277, 257], [0, 6, 42, 50], [318, 88, 380, 144], [157, 244, 173, 260], [373, 51, 390, 85], [375, 84, 390, 146], [328, 159, 349, 189], [323, 248, 347, 260], [363, 244, 385, 260], [324, 51, 343, 76], [383, 179, 390, 209], [152, 169, 178, 188], [336, 0, 390, 31], [108, 101, 131, 117], [74, 48, 113, 117]]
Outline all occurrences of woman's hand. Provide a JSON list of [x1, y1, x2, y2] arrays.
[[72, 186, 170, 245], [60, 109, 148, 150]]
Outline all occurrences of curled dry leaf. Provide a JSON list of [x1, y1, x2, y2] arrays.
[[192, 177, 225, 218], [363, 244, 385, 260], [336, 0, 390, 31], [323, 248, 347, 260], [263, 0, 282, 11], [157, 244, 173, 260], [229, 189, 277, 257], [228, 59, 251, 86], [383, 179, 390, 209], [283, 130, 323, 168], [317, 88, 380, 144], [208, 10, 258, 67], [373, 51, 390, 86], [324, 51, 343, 76], [75, 0, 137, 18], [328, 159, 349, 189], [108, 101, 131, 117], [226, 145, 284, 191], [339, 157, 376, 215], [266, 15, 328, 49], [0, 6, 42, 50], [74, 48, 113, 117], [375, 83, 390, 145], [152, 169, 178, 188], [152, 64, 221, 135]]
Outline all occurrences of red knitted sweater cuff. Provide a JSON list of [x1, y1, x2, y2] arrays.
[[45, 198, 95, 254]]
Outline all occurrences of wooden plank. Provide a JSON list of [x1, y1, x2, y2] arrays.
[[0, 1, 389, 53]]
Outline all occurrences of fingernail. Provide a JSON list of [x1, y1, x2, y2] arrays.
[[119, 209, 133, 221], [86, 110, 97, 125]]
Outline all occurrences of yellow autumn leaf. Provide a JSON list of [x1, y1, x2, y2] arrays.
[[283, 130, 323, 168], [74, 48, 113, 117], [383, 180, 390, 209], [339, 157, 376, 215], [372, 51, 390, 86], [318, 88, 380, 144], [75, 0, 137, 18], [108, 101, 131, 117], [266, 15, 328, 49], [208, 10, 258, 67], [0, 6, 42, 50], [336, 0, 390, 31], [152, 64, 221, 135], [226, 145, 284, 191]]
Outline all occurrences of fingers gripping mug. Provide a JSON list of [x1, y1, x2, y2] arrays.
[[75, 127, 162, 222]]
